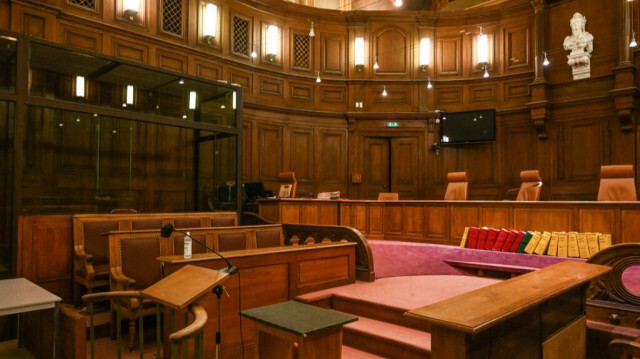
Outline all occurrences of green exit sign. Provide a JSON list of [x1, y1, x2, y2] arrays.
[[386, 121, 399, 128]]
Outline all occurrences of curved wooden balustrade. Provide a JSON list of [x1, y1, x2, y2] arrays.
[[82, 291, 208, 359], [241, 212, 375, 281]]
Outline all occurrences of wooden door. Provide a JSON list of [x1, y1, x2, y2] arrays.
[[362, 137, 390, 199], [391, 137, 420, 199]]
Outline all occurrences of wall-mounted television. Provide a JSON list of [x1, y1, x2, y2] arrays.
[[440, 109, 496, 145]]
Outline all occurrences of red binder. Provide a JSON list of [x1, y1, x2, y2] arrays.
[[483, 228, 500, 250], [476, 228, 489, 249], [501, 230, 519, 252], [467, 227, 480, 249], [492, 229, 510, 251], [509, 231, 526, 252]]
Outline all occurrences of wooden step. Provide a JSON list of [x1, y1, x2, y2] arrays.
[[342, 345, 386, 359], [342, 314, 431, 359], [330, 295, 432, 331]]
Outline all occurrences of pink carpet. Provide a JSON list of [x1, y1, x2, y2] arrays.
[[298, 275, 500, 311]]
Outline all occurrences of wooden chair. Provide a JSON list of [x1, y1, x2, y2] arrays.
[[597, 165, 637, 201], [377, 192, 399, 200], [516, 170, 542, 201], [109, 232, 168, 350], [278, 172, 298, 198], [444, 172, 468, 200], [73, 219, 120, 303]]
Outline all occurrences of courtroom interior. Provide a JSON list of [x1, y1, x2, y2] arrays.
[[1, 0, 640, 357]]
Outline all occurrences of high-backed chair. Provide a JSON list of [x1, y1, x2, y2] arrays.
[[516, 170, 542, 201], [444, 172, 468, 200], [109, 233, 167, 350], [74, 220, 120, 302], [278, 172, 297, 198], [597, 165, 637, 201], [377, 192, 399, 200]]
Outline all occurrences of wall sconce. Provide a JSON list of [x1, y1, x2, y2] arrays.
[[382, 86, 388, 97], [373, 56, 379, 70], [393, 0, 403, 6], [266, 25, 280, 61], [123, 0, 140, 20], [74, 75, 86, 98], [202, 3, 218, 44], [477, 26, 489, 77], [188, 91, 197, 110], [542, 51, 550, 66], [631, 0, 637, 48], [316, 71, 321, 83], [251, 41, 258, 59], [355, 37, 365, 71], [427, 78, 433, 89], [309, 22, 315, 38], [419, 37, 430, 72], [123, 85, 135, 106]]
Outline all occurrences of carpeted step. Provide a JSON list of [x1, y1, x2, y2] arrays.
[[342, 345, 386, 359], [330, 295, 432, 331], [342, 313, 431, 359]]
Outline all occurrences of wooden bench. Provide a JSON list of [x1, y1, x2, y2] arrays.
[[73, 212, 237, 303]]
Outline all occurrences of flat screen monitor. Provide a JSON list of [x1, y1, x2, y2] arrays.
[[440, 109, 496, 145]]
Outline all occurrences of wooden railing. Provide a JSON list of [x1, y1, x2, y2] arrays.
[[82, 291, 208, 359]]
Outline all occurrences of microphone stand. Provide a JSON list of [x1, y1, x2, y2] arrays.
[[160, 223, 238, 359]]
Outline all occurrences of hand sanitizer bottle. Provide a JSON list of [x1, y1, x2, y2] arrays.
[[184, 232, 192, 259]]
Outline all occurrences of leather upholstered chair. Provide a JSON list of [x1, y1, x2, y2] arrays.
[[516, 170, 542, 201], [110, 233, 167, 350], [378, 192, 399, 200], [598, 165, 637, 201], [277, 172, 298, 198], [444, 172, 468, 200]]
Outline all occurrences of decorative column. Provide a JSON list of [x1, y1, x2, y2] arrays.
[[528, 0, 550, 139], [610, 0, 637, 132]]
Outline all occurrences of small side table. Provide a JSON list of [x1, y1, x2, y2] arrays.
[[0, 278, 61, 359], [240, 300, 357, 359]]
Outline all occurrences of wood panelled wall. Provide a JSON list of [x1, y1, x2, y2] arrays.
[[2, 0, 639, 200]]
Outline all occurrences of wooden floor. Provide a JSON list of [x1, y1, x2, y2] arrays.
[[0, 338, 158, 359]]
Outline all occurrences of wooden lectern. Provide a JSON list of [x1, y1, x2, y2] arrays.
[[141, 264, 229, 311], [141, 265, 230, 358]]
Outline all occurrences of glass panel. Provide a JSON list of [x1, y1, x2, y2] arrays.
[[28, 43, 238, 127], [197, 132, 238, 211], [22, 107, 99, 213], [22, 106, 237, 213], [0, 101, 14, 279], [0, 35, 17, 94]]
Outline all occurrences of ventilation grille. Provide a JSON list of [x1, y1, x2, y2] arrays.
[[232, 16, 250, 57], [162, 0, 183, 36], [68, 0, 96, 11], [293, 34, 310, 70]]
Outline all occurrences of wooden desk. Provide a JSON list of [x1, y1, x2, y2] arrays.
[[0, 278, 61, 359], [240, 300, 357, 359], [404, 261, 611, 359], [260, 199, 640, 246]]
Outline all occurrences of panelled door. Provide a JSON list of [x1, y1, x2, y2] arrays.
[[362, 136, 420, 199]]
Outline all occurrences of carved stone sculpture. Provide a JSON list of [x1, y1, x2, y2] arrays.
[[563, 12, 594, 80]]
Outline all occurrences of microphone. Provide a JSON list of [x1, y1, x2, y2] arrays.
[[160, 223, 238, 275], [506, 181, 543, 193]]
